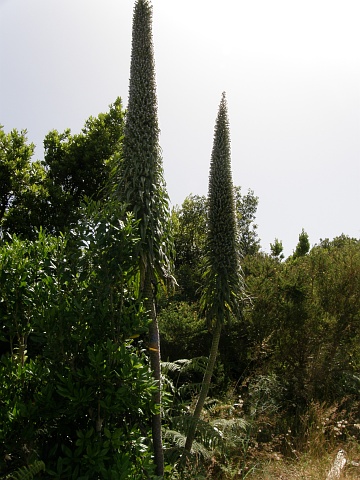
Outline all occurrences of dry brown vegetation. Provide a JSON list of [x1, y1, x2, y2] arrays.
[[174, 395, 360, 480], [246, 446, 360, 480]]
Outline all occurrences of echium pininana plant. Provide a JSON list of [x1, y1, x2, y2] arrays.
[[118, 0, 174, 476], [185, 92, 244, 454]]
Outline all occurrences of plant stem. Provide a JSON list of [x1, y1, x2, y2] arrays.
[[184, 320, 222, 453]]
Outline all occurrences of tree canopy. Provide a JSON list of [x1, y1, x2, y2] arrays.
[[0, 99, 125, 240]]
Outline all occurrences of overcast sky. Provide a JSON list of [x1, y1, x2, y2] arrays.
[[1, 0, 359, 256]]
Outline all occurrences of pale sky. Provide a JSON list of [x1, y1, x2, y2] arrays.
[[1, 0, 359, 256]]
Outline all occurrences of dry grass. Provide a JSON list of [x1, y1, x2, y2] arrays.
[[200, 398, 360, 480], [176, 390, 360, 480], [237, 444, 360, 480], [199, 438, 360, 479]]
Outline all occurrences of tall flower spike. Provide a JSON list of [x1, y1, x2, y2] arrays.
[[118, 1, 174, 476], [185, 93, 243, 454]]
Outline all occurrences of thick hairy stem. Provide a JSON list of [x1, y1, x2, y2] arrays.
[[143, 270, 164, 477], [184, 320, 222, 453]]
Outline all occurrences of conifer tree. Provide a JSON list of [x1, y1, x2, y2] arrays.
[[119, 0, 173, 475], [293, 228, 310, 258], [185, 93, 243, 453]]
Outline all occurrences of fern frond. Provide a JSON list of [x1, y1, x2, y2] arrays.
[[163, 435, 192, 467], [161, 372, 175, 393], [178, 356, 207, 375], [161, 357, 207, 375], [178, 381, 203, 397], [191, 439, 213, 459], [211, 417, 248, 449], [164, 429, 187, 448], [5, 460, 45, 480], [162, 360, 182, 373], [170, 415, 223, 450], [211, 417, 248, 432], [164, 428, 212, 460]]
